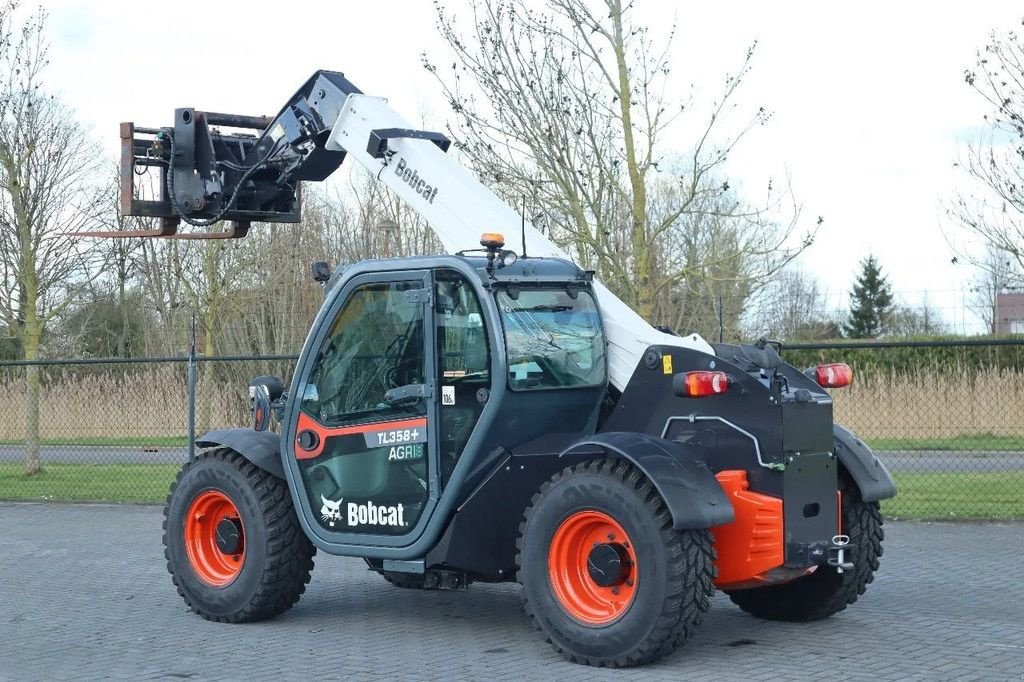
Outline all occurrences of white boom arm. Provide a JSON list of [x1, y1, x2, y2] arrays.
[[326, 94, 715, 392]]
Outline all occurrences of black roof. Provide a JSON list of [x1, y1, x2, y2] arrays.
[[456, 254, 589, 284], [326, 254, 591, 294]]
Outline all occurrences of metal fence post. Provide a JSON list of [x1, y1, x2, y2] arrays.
[[187, 315, 197, 461], [718, 293, 724, 343]]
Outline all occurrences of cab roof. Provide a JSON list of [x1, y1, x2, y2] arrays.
[[328, 254, 591, 290]]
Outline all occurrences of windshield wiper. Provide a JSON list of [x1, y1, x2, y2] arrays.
[[513, 304, 574, 313]]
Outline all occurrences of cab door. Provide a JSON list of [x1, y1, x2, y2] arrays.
[[288, 271, 437, 542]]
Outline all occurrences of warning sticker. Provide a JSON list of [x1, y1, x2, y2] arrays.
[[662, 354, 673, 374]]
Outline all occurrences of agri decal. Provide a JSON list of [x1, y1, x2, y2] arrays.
[[388, 443, 423, 461]]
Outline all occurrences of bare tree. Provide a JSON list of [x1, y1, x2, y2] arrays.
[[950, 25, 1024, 272], [968, 245, 1023, 333], [888, 299, 946, 338], [0, 5, 103, 475], [57, 170, 151, 358], [427, 0, 813, 324], [217, 192, 349, 357], [752, 269, 841, 342]]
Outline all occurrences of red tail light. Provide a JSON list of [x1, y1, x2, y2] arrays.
[[682, 371, 729, 397], [815, 363, 853, 388]]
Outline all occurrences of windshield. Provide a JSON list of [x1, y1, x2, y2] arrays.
[[496, 288, 606, 390]]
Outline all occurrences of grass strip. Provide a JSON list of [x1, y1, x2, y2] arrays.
[[0, 436, 188, 448], [0, 463, 179, 503], [2, 464, 1021, 520], [868, 433, 1024, 452], [882, 470, 1024, 520]]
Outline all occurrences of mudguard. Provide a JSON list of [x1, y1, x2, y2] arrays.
[[194, 428, 285, 480], [561, 431, 735, 529], [833, 424, 897, 501]]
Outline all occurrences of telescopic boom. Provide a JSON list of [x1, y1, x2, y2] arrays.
[[100, 70, 715, 389]]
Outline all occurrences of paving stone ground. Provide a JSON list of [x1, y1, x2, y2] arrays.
[[1, 502, 1021, 681]]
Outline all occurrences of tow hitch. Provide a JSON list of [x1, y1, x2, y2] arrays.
[[827, 534, 854, 573]]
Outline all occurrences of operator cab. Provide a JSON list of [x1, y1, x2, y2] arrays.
[[282, 251, 607, 550]]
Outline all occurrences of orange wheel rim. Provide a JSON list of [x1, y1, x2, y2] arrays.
[[184, 490, 246, 587], [548, 510, 638, 625]]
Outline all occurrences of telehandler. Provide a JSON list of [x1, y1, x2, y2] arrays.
[[94, 70, 895, 667]]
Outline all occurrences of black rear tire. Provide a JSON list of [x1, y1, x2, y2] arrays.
[[726, 476, 883, 621], [517, 459, 715, 667], [163, 449, 316, 622]]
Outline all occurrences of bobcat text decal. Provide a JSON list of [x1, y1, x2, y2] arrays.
[[318, 495, 408, 529], [348, 500, 407, 528], [394, 157, 438, 203]]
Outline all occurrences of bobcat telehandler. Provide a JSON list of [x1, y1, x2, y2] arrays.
[[95, 70, 895, 667]]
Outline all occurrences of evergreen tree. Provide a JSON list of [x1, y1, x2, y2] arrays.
[[844, 255, 894, 338]]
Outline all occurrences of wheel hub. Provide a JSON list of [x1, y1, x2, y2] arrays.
[[548, 511, 639, 625], [183, 490, 246, 587], [586, 542, 631, 587], [215, 517, 244, 555]]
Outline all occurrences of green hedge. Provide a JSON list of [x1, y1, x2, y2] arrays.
[[779, 336, 1024, 376]]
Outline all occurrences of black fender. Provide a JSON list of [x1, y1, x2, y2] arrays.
[[194, 428, 285, 480], [833, 424, 897, 501], [561, 431, 735, 529]]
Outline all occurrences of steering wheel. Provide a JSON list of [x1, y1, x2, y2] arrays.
[[385, 362, 423, 389]]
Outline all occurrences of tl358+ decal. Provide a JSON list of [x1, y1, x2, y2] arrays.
[[363, 425, 426, 462]]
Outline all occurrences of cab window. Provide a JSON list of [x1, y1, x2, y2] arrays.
[[436, 269, 490, 483], [496, 288, 605, 390], [302, 281, 425, 426]]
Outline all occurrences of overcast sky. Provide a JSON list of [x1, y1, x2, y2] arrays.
[[37, 0, 1023, 332]]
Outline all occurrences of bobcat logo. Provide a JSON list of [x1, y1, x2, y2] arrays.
[[320, 495, 343, 527]]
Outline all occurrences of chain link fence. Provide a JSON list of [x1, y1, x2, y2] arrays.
[[0, 355, 296, 503], [1, 340, 1022, 518]]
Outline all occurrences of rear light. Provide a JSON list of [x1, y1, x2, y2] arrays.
[[681, 371, 729, 397], [815, 363, 853, 388]]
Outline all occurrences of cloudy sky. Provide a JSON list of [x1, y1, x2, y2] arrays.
[[38, 0, 1022, 331]]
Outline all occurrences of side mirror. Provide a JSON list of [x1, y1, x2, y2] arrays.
[[311, 261, 332, 284], [249, 375, 284, 401], [248, 375, 285, 432]]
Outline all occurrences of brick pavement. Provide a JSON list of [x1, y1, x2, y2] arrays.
[[1, 503, 1021, 681]]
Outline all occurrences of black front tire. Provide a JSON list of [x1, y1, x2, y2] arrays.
[[517, 459, 715, 667], [163, 449, 316, 622], [726, 476, 884, 622]]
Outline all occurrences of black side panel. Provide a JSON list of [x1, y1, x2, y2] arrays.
[[833, 424, 897, 501], [426, 450, 593, 580], [603, 344, 788, 495], [195, 428, 285, 480], [562, 432, 734, 529]]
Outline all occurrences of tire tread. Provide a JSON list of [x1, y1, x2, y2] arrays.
[[516, 459, 715, 667], [726, 478, 883, 622], [162, 449, 316, 623]]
